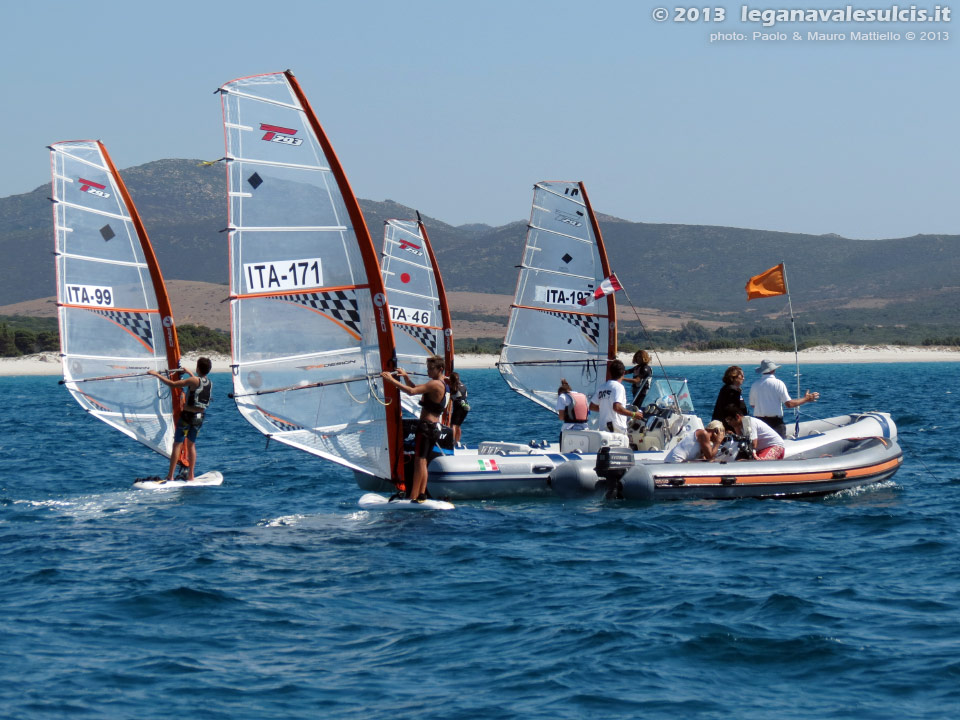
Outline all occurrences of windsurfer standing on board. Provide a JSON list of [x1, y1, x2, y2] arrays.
[[381, 355, 447, 503], [149, 357, 213, 482]]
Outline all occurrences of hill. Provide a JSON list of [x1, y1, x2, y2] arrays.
[[3, 158, 959, 341]]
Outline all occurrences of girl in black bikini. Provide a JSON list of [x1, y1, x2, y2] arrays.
[[381, 355, 447, 502]]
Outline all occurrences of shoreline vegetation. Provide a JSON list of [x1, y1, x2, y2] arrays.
[[4, 345, 960, 377]]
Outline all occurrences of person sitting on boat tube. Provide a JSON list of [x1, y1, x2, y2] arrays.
[[148, 357, 213, 482], [589, 360, 642, 434], [722, 404, 785, 460], [664, 420, 726, 463], [556, 379, 589, 432], [749, 359, 819, 438], [381, 355, 447, 503]]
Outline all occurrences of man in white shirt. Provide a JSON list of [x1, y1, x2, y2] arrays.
[[748, 359, 819, 438], [589, 360, 642, 434], [722, 405, 786, 460]]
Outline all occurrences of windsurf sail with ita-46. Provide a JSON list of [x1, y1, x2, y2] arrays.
[[218, 70, 402, 480], [498, 181, 617, 412], [380, 216, 454, 416], [50, 140, 183, 457]]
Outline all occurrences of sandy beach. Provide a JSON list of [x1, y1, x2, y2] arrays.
[[3, 345, 959, 377]]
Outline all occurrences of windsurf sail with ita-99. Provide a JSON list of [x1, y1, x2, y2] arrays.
[[380, 216, 454, 416], [49, 140, 183, 457], [218, 70, 402, 480], [498, 181, 617, 412]]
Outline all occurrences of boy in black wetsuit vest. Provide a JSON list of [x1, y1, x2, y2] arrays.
[[149, 357, 213, 481]]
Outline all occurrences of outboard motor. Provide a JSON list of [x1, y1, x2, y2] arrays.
[[594, 446, 656, 502], [594, 447, 636, 499]]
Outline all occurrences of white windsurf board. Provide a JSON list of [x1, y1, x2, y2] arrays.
[[358, 492, 454, 511], [133, 471, 224, 489]]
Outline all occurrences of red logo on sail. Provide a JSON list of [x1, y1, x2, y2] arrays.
[[260, 123, 303, 146], [398, 239, 423, 257], [78, 178, 110, 199]]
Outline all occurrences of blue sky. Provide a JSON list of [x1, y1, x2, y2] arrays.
[[3, 0, 956, 238]]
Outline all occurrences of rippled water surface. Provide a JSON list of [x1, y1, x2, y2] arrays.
[[2, 364, 958, 719]]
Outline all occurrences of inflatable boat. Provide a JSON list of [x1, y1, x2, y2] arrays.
[[550, 435, 903, 501], [356, 394, 900, 500]]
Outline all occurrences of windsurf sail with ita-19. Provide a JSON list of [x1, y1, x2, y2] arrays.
[[498, 181, 617, 412], [50, 140, 183, 457], [380, 216, 454, 416], [218, 70, 402, 480]]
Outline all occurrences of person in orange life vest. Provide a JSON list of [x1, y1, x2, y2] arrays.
[[556, 378, 589, 432], [381, 354, 446, 503], [149, 357, 213, 481]]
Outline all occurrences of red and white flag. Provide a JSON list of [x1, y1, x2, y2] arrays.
[[578, 273, 623, 306]]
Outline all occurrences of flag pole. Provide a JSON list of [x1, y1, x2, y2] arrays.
[[781, 262, 801, 430]]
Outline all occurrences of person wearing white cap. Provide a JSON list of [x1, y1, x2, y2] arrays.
[[748, 358, 819, 438], [664, 420, 726, 463]]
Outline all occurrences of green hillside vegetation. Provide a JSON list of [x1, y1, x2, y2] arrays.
[[0, 316, 227, 357]]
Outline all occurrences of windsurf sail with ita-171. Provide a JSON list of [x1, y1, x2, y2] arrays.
[[380, 216, 454, 416], [498, 181, 617, 412], [218, 70, 402, 480], [50, 140, 183, 457]]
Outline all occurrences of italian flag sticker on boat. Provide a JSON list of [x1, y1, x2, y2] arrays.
[[477, 458, 499, 472]]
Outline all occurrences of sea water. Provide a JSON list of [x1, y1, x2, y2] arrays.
[[1, 364, 958, 719]]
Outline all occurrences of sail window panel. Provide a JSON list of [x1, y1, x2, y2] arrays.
[[59, 256, 157, 311], [505, 308, 603, 358], [234, 296, 370, 364], [501, 345, 600, 407], [233, 359, 391, 477], [231, 229, 365, 295], [225, 96, 324, 170], [531, 185, 594, 242], [53, 154, 130, 221], [55, 203, 143, 266], [61, 305, 164, 361], [229, 162, 347, 231], [382, 258, 437, 304], [62, 359, 172, 457], [521, 226, 599, 280], [225, 74, 300, 107]]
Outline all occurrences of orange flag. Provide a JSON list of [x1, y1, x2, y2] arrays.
[[745, 263, 787, 300]]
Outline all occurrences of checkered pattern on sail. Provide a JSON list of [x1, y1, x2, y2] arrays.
[[273, 291, 362, 337], [91, 309, 154, 350], [541, 309, 600, 346], [398, 323, 438, 354], [256, 405, 305, 433]]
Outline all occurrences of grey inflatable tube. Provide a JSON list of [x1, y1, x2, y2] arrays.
[[549, 461, 600, 497], [620, 465, 655, 502]]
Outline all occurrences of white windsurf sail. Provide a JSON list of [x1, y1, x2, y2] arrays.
[[380, 216, 454, 416], [498, 181, 617, 411], [50, 140, 183, 457], [219, 70, 402, 480]]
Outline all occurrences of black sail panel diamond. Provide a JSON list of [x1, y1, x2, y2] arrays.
[[100, 225, 115, 241], [248, 172, 263, 190], [561, 253, 573, 264]]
